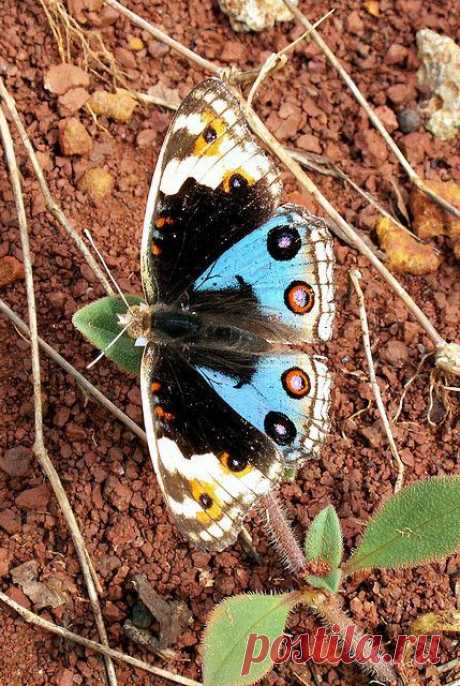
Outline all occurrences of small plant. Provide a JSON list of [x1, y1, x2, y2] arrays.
[[74, 297, 460, 684]]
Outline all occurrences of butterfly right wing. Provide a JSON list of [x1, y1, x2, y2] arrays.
[[140, 344, 282, 551]]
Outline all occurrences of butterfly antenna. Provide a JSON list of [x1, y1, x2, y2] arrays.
[[84, 229, 133, 314], [86, 320, 131, 370]]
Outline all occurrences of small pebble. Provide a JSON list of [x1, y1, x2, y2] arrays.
[[398, 108, 421, 133]]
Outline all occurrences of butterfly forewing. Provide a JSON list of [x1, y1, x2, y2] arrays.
[[141, 78, 282, 306]]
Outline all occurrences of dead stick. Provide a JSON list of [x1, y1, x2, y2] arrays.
[[0, 298, 147, 444], [0, 107, 118, 686], [0, 590, 201, 686], [350, 270, 405, 492], [0, 78, 114, 297], [104, 0, 220, 75], [283, 0, 460, 222]]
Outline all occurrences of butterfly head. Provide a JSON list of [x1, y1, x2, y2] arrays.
[[118, 301, 152, 346]]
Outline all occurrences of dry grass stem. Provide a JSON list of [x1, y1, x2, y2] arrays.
[[283, 0, 460, 223], [39, 0, 128, 89], [350, 270, 405, 492], [0, 107, 118, 686], [0, 78, 114, 296], [0, 298, 147, 444], [0, 589, 201, 686]]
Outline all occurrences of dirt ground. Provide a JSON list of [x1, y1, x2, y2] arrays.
[[0, 0, 460, 684]]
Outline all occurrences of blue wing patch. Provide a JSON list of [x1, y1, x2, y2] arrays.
[[196, 353, 331, 462], [193, 204, 335, 343]]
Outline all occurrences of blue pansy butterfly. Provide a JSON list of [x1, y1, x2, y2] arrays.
[[122, 78, 335, 550]]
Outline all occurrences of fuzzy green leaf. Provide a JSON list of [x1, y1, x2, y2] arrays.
[[72, 295, 143, 375], [203, 592, 300, 686], [305, 505, 343, 569], [345, 476, 460, 574], [306, 568, 342, 593]]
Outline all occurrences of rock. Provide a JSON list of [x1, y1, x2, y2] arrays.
[[416, 29, 460, 139], [364, 0, 379, 16], [0, 509, 21, 535], [0, 256, 24, 288], [6, 586, 31, 610], [58, 87, 90, 116], [114, 47, 137, 70], [374, 105, 398, 133], [78, 167, 114, 203], [128, 36, 144, 51], [397, 108, 421, 133], [387, 83, 414, 105], [384, 44, 408, 65], [411, 181, 460, 257], [346, 10, 364, 34], [136, 129, 156, 147], [104, 476, 131, 511], [218, 0, 298, 32], [88, 89, 137, 123], [44, 63, 89, 96], [16, 484, 51, 511], [59, 118, 92, 156], [376, 217, 441, 275], [0, 548, 11, 576], [297, 133, 322, 153], [0, 446, 32, 477], [380, 340, 409, 368], [23, 580, 66, 609], [355, 129, 388, 165], [221, 41, 246, 62], [56, 669, 75, 686]]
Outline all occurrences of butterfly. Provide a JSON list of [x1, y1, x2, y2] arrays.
[[122, 77, 335, 551]]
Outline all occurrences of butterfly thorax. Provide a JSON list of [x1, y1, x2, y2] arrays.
[[120, 301, 270, 355]]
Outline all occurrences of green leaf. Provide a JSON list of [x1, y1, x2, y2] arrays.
[[345, 476, 460, 574], [203, 592, 300, 686], [72, 295, 143, 375], [305, 505, 343, 569], [306, 568, 342, 593]]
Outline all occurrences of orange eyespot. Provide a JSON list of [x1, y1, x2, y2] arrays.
[[284, 281, 314, 315], [154, 216, 174, 229], [151, 381, 161, 393], [218, 451, 252, 477], [193, 110, 227, 156], [154, 405, 174, 422], [151, 242, 161, 256], [222, 167, 254, 194], [282, 367, 311, 399], [190, 480, 223, 523]]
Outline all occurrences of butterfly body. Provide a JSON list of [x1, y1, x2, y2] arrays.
[[126, 78, 336, 551]]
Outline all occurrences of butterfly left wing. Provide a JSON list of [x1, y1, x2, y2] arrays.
[[141, 344, 283, 551], [140, 78, 282, 305]]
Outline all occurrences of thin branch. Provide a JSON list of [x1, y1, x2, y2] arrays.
[[0, 590, 201, 686], [0, 107, 118, 686], [283, 0, 460, 223], [0, 78, 114, 296], [350, 270, 405, 492], [104, 0, 220, 75], [0, 298, 147, 444]]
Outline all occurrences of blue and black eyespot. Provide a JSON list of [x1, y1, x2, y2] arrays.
[[267, 225, 301, 261]]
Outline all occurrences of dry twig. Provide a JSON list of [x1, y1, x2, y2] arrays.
[[0, 589, 201, 686], [0, 106, 118, 686], [0, 78, 114, 296], [283, 0, 460, 223], [0, 298, 147, 444], [350, 270, 405, 492]]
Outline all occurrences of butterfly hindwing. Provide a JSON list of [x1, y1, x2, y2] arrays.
[[140, 344, 282, 551], [141, 78, 282, 305], [192, 205, 335, 343], [196, 353, 332, 463]]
